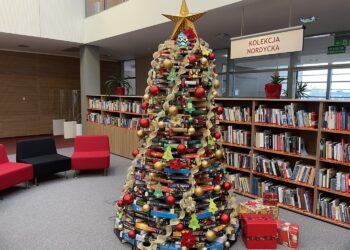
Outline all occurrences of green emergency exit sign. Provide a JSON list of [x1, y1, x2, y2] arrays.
[[328, 45, 346, 54]]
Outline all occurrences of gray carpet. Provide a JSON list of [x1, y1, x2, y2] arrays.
[[0, 148, 349, 250]]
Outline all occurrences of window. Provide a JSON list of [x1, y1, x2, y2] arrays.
[[123, 60, 136, 95], [296, 69, 328, 99], [330, 68, 350, 99]]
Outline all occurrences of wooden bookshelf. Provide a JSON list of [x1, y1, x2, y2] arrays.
[[86, 95, 350, 228]]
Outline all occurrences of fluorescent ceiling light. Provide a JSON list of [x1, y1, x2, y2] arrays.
[[300, 16, 319, 24]]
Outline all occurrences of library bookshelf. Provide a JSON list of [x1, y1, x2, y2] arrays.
[[86, 95, 350, 229]]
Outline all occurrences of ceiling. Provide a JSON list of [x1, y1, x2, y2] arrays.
[[0, 0, 349, 61]]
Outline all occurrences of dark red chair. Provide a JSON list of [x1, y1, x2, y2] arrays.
[[71, 135, 110, 176], [0, 144, 33, 192]]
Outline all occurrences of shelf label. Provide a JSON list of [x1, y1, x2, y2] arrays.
[[230, 26, 304, 59]]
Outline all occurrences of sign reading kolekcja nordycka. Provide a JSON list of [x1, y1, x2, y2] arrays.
[[230, 26, 304, 59]]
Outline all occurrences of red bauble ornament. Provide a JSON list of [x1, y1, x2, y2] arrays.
[[209, 52, 216, 60], [222, 181, 232, 191], [128, 230, 136, 239], [123, 194, 134, 205], [166, 195, 176, 206], [149, 84, 160, 96], [213, 132, 221, 140], [141, 102, 148, 110], [220, 213, 230, 224], [177, 144, 187, 154], [140, 118, 149, 128], [189, 55, 197, 64], [217, 106, 224, 115], [132, 149, 139, 157], [176, 223, 184, 231], [117, 200, 124, 207], [195, 86, 206, 99]]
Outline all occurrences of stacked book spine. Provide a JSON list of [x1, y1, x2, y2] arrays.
[[120, 101, 143, 113], [231, 173, 250, 193], [223, 127, 251, 146], [320, 138, 350, 162], [221, 106, 251, 122], [253, 155, 315, 184], [254, 103, 317, 128], [318, 194, 350, 223], [323, 106, 350, 130], [102, 100, 120, 111], [87, 113, 102, 123], [317, 168, 350, 192], [252, 177, 313, 212], [88, 98, 102, 109], [254, 131, 307, 155], [225, 151, 250, 169]]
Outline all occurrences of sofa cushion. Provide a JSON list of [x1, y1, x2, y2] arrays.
[[71, 152, 109, 170], [21, 154, 70, 177], [74, 135, 109, 152], [0, 162, 33, 191], [16, 137, 58, 162]]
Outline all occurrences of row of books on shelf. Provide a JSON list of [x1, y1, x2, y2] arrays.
[[254, 131, 307, 155], [253, 155, 315, 185], [102, 100, 119, 111], [219, 106, 251, 122], [322, 106, 350, 131], [317, 168, 350, 193], [103, 116, 140, 129], [87, 113, 102, 123], [254, 103, 318, 128], [231, 173, 250, 193], [88, 98, 102, 109], [102, 100, 143, 113], [221, 126, 251, 146], [318, 193, 350, 224], [320, 138, 350, 162], [225, 151, 250, 169], [252, 177, 313, 212]]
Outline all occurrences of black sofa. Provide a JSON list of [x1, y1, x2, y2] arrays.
[[16, 138, 71, 184]]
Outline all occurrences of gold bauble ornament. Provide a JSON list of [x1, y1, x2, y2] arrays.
[[181, 247, 188, 250], [137, 130, 144, 138], [213, 79, 220, 89], [225, 241, 231, 248], [212, 91, 219, 98], [205, 230, 216, 242], [214, 185, 221, 192], [169, 106, 178, 116], [142, 204, 150, 212], [215, 149, 223, 159], [158, 121, 166, 129], [154, 161, 164, 171], [143, 94, 150, 101], [188, 127, 196, 135], [194, 186, 204, 197], [163, 59, 173, 69], [201, 57, 208, 65], [117, 224, 123, 231], [201, 160, 209, 168]]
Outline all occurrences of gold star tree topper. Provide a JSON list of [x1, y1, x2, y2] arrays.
[[162, 0, 206, 39]]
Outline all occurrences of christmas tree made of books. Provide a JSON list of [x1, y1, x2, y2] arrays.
[[115, 1, 238, 249]]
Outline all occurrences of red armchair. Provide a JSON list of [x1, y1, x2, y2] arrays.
[[71, 135, 110, 176], [0, 144, 33, 192]]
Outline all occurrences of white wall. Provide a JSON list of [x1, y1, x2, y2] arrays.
[[84, 0, 243, 43], [0, 0, 85, 43]]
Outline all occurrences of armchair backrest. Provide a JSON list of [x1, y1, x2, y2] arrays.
[[74, 135, 110, 152], [0, 144, 9, 164], [16, 137, 57, 161]]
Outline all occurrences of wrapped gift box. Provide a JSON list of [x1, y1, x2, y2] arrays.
[[263, 192, 278, 206], [241, 213, 277, 249], [277, 220, 299, 249], [240, 199, 279, 219]]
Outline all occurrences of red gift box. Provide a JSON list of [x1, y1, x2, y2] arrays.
[[263, 192, 278, 206], [241, 214, 277, 249], [277, 220, 299, 249]]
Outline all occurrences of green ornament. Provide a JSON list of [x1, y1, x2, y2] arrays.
[[208, 134, 215, 146], [154, 182, 164, 198], [162, 146, 174, 161], [188, 117, 193, 123], [208, 198, 218, 214], [167, 68, 177, 82], [189, 214, 200, 231], [185, 99, 196, 114]]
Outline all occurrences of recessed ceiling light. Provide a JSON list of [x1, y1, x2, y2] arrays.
[[18, 44, 29, 48], [300, 16, 319, 24]]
